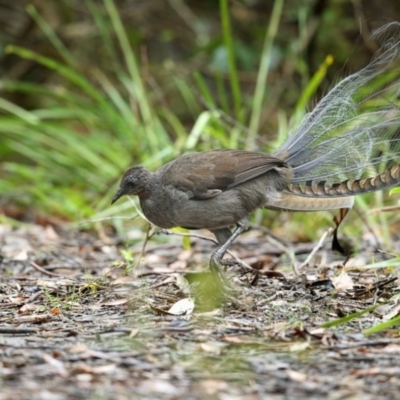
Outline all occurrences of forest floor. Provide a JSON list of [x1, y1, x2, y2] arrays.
[[1, 222, 400, 400]]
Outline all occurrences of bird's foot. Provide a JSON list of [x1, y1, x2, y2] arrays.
[[208, 220, 249, 292], [209, 252, 225, 274], [209, 253, 233, 291]]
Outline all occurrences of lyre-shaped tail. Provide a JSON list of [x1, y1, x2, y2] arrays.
[[273, 23, 400, 193]]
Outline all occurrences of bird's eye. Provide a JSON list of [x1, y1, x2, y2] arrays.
[[126, 181, 136, 189]]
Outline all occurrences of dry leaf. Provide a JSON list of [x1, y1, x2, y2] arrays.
[[289, 342, 310, 352], [71, 363, 117, 375], [332, 271, 354, 291], [18, 304, 40, 314], [286, 369, 308, 382], [168, 298, 194, 315], [43, 354, 68, 377], [200, 341, 227, 355], [175, 274, 191, 295], [45, 225, 59, 241], [100, 299, 128, 306], [69, 343, 88, 353]]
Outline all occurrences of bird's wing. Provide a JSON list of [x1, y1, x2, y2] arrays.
[[159, 149, 290, 200]]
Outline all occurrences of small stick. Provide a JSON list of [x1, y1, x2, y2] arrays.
[[296, 228, 333, 273], [30, 262, 61, 277]]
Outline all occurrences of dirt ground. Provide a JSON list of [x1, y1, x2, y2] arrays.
[[1, 222, 400, 400]]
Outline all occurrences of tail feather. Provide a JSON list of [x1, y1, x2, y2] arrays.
[[265, 191, 354, 211], [286, 164, 400, 198], [274, 23, 400, 187]]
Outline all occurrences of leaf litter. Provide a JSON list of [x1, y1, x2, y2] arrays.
[[0, 222, 400, 399]]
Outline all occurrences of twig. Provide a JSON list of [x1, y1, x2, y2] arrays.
[[354, 206, 383, 247], [368, 204, 400, 214], [265, 234, 296, 265], [296, 228, 333, 274], [0, 328, 38, 334], [249, 223, 291, 246], [134, 223, 152, 269], [30, 262, 61, 277], [24, 290, 44, 304], [157, 229, 219, 245]]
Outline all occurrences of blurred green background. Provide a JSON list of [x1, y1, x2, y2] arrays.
[[1, 0, 399, 242]]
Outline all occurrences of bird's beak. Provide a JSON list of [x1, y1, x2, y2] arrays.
[[111, 189, 124, 205]]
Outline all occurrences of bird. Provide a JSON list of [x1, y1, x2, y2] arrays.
[[112, 23, 400, 271]]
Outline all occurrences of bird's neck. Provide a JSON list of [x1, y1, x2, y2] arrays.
[[136, 170, 159, 201]]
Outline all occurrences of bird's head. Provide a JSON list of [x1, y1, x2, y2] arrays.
[[111, 166, 150, 204]]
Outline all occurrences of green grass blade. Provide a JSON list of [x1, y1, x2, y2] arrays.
[[26, 4, 75, 66], [322, 303, 381, 328], [86, 0, 120, 67], [5, 46, 109, 106], [219, 0, 241, 121], [293, 55, 334, 118], [0, 98, 40, 124], [248, 0, 284, 148], [103, 0, 152, 123], [193, 71, 216, 107], [363, 313, 400, 335]]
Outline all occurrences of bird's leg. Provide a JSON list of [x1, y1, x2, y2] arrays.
[[209, 218, 249, 272]]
